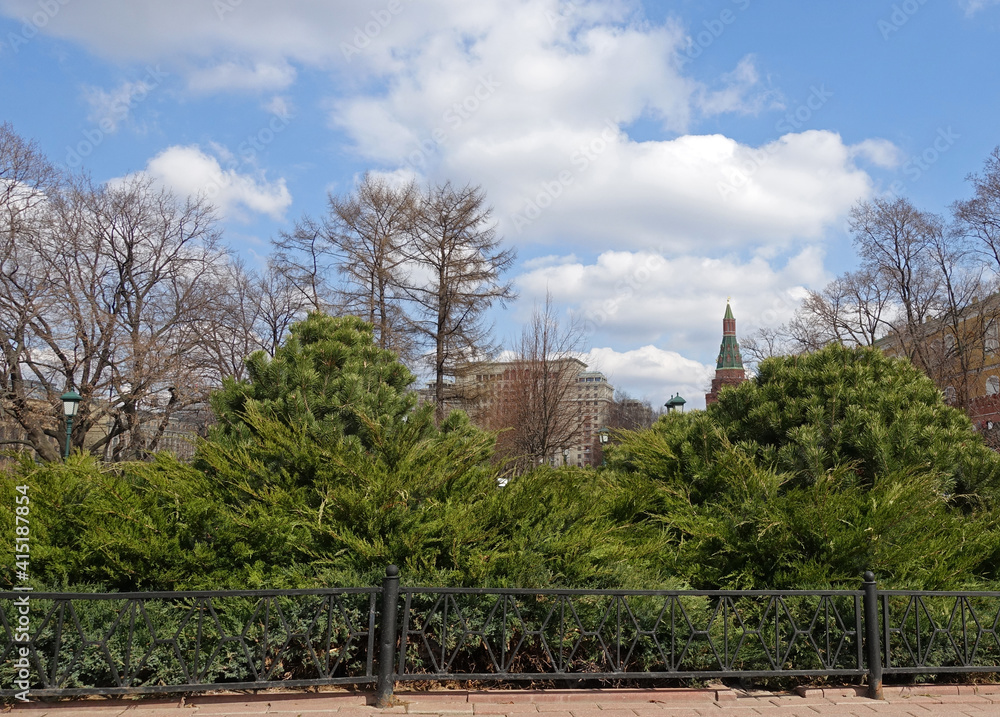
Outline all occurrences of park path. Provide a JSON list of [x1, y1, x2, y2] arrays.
[[9, 686, 1000, 717]]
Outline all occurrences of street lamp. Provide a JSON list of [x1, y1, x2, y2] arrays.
[[664, 393, 687, 414], [597, 427, 609, 466], [60, 390, 82, 459], [562, 448, 569, 466]]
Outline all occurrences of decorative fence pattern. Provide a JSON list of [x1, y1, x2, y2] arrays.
[[395, 588, 864, 680], [4, 570, 1000, 701], [880, 589, 1000, 675], [0, 588, 379, 697]]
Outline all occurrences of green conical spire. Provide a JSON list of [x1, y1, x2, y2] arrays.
[[717, 302, 743, 370]]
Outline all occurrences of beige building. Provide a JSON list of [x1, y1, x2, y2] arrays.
[[569, 370, 614, 466], [420, 359, 614, 467]]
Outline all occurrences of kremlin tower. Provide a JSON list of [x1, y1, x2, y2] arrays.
[[705, 301, 746, 405]]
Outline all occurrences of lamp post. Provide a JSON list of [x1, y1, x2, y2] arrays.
[[597, 427, 609, 466], [664, 393, 687, 414], [562, 448, 569, 466], [60, 391, 82, 459]]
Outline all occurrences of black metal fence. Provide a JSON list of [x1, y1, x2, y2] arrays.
[[4, 569, 1000, 701], [0, 588, 379, 697]]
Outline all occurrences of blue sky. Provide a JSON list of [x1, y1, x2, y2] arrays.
[[2, 0, 999, 408]]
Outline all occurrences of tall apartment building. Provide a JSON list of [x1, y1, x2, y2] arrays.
[[420, 358, 614, 467], [571, 369, 614, 466]]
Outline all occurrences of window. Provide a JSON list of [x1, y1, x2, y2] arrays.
[[988, 376, 1000, 396], [988, 326, 1000, 353]]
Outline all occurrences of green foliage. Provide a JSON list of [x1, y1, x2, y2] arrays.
[[7, 333, 1000, 600], [210, 312, 423, 452], [0, 452, 233, 590], [606, 344, 1000, 590], [0, 313, 671, 593], [8, 337, 1000, 689]]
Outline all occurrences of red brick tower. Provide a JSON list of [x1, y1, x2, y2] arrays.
[[705, 301, 747, 405]]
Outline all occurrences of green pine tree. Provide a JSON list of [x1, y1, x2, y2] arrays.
[[607, 344, 1000, 589]]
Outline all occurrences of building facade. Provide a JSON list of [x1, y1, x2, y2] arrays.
[[420, 358, 614, 467], [571, 369, 614, 467], [874, 297, 1000, 432]]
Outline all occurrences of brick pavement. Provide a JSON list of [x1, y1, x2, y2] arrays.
[[8, 686, 1000, 717]]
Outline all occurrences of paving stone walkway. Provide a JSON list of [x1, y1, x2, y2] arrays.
[[9, 686, 1000, 717]]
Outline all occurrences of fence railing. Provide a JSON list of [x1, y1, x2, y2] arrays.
[[0, 588, 379, 697], [4, 569, 1000, 702]]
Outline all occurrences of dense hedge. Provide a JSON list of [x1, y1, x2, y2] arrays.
[[2, 331, 1000, 595]]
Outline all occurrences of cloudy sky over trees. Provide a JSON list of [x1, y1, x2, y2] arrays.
[[1, 0, 998, 407]]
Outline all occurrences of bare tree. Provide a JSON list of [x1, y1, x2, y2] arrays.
[[195, 259, 306, 383], [402, 182, 516, 423], [607, 390, 656, 431], [271, 174, 418, 362], [0, 123, 61, 457], [271, 215, 341, 313], [849, 197, 943, 368], [0, 121, 57, 237], [0, 160, 228, 461], [954, 146, 1000, 274], [739, 326, 790, 372], [482, 296, 585, 475], [328, 173, 417, 360], [923, 228, 998, 411], [256, 261, 308, 356], [773, 268, 894, 357]]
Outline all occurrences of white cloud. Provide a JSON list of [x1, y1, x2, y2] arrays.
[[850, 138, 902, 169], [126, 145, 292, 221], [0, 0, 899, 391], [960, 0, 1000, 16], [263, 95, 293, 118], [0, 0, 889, 260], [483, 128, 877, 255], [82, 79, 156, 133], [187, 61, 296, 93], [583, 345, 713, 410], [696, 55, 783, 117], [512, 248, 827, 408], [516, 248, 826, 353]]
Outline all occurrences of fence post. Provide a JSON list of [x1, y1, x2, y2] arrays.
[[862, 570, 883, 700], [375, 565, 400, 708]]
